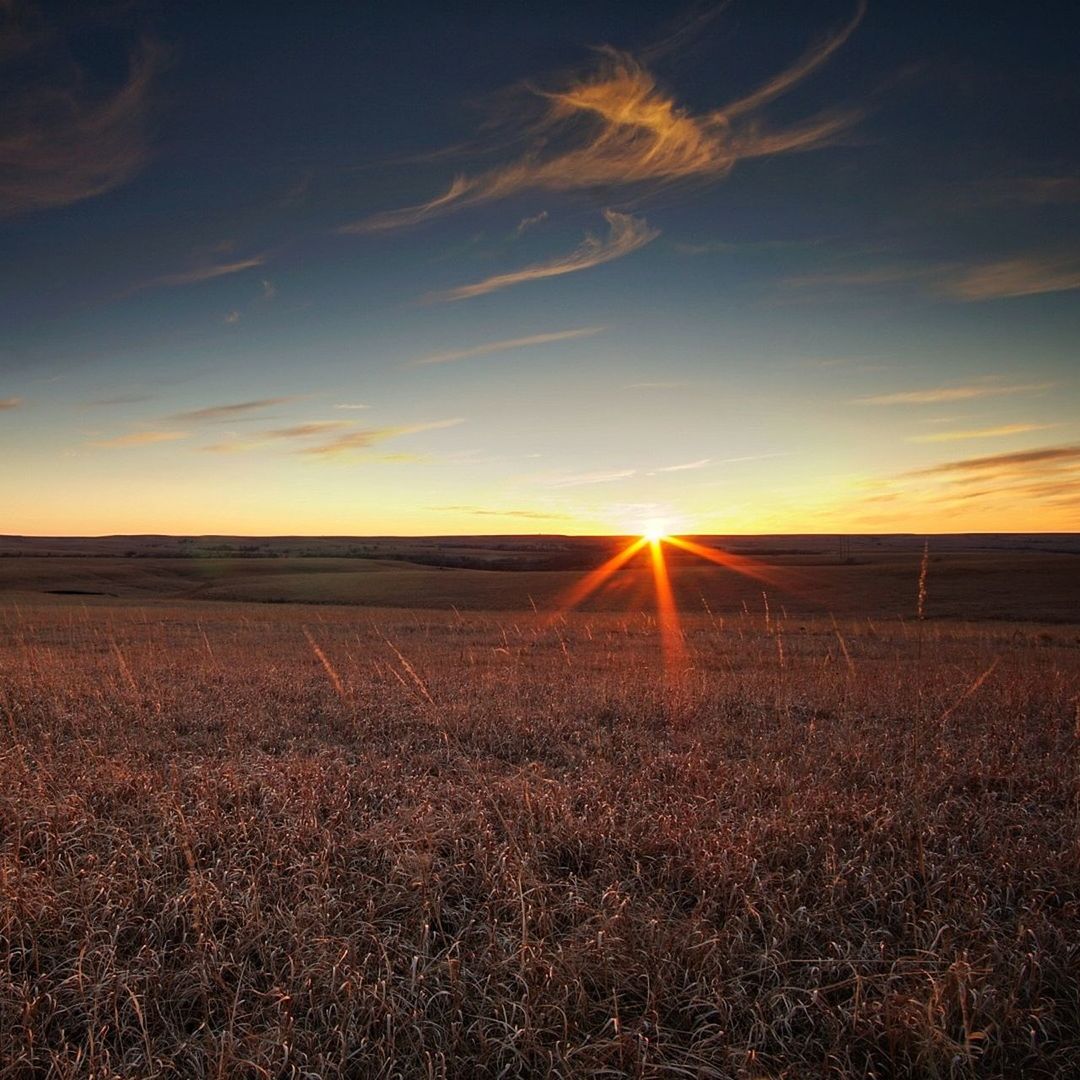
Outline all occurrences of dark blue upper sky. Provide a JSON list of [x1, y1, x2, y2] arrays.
[[2, 0, 1079, 533]]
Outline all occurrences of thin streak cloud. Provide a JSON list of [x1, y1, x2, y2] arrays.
[[908, 423, 1056, 444], [652, 458, 710, 473], [857, 382, 1052, 405], [137, 255, 267, 293], [908, 444, 1080, 477], [89, 430, 188, 448], [0, 397, 24, 410], [942, 257, 1080, 301], [343, 4, 864, 232], [547, 468, 638, 487], [411, 325, 604, 366], [168, 397, 299, 423], [429, 210, 657, 302], [301, 419, 465, 457]]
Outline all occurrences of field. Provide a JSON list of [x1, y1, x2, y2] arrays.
[[1, 537, 1078, 1077]]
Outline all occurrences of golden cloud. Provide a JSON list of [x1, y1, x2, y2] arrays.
[[907, 423, 1056, 444], [411, 325, 604, 365], [301, 418, 465, 457], [343, 3, 864, 232], [1, 28, 159, 216], [429, 210, 657, 302], [857, 382, 1052, 405], [89, 430, 188, 448]]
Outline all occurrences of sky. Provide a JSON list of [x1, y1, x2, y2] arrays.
[[2, 0, 1078, 536]]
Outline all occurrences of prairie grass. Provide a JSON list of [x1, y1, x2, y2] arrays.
[[1, 600, 1078, 1077]]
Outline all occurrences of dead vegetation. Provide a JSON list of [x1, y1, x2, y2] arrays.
[[0, 600, 1078, 1077]]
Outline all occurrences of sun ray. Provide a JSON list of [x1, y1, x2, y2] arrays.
[[552, 535, 649, 616], [649, 537, 685, 680], [665, 534, 793, 590]]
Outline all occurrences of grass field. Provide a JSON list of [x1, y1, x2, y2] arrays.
[[1, 540, 1078, 1076]]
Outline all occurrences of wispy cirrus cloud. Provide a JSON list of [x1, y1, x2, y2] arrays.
[[856, 381, 1052, 406], [942, 257, 1080, 301], [1, 17, 159, 217], [262, 421, 353, 439], [430, 210, 657, 302], [429, 504, 572, 520], [0, 397, 24, 410], [89, 430, 188, 448], [546, 468, 637, 488], [908, 444, 1080, 478], [515, 211, 549, 236], [82, 393, 154, 408], [343, 4, 864, 233], [907, 423, 1056, 444], [168, 397, 299, 423], [970, 175, 1080, 206], [135, 254, 267, 293], [651, 458, 710, 473], [300, 419, 465, 458], [789, 254, 1080, 303], [411, 325, 604, 366]]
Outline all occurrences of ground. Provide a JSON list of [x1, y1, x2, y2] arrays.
[[0, 537, 1077, 1076]]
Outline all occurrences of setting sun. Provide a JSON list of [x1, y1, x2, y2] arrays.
[[642, 521, 669, 543]]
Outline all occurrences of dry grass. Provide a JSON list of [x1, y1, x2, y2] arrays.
[[1, 599, 1078, 1077]]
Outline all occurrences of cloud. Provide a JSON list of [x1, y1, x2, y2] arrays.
[[301, 418, 464, 457], [83, 393, 153, 408], [429, 210, 658, 302], [856, 381, 1052, 405], [342, 4, 864, 232], [942, 257, 1080, 301], [1, 28, 159, 217], [907, 423, 1056, 444], [789, 255, 1080, 302], [546, 468, 637, 487], [263, 421, 353, 439], [224, 310, 241, 324], [334, 402, 372, 410], [89, 430, 188, 448], [136, 255, 267, 293], [168, 397, 299, 423], [652, 458, 710, 473], [907, 444, 1080, 478], [0, 397, 23, 410], [971, 176, 1080, 206], [430, 505, 572, 520], [515, 211, 549, 236], [411, 325, 604, 366]]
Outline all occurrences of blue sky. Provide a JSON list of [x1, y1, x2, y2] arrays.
[[2, 0, 1078, 534]]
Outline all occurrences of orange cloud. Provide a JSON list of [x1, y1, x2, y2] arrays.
[[90, 430, 188, 448], [857, 382, 1052, 405], [301, 419, 464, 457], [429, 210, 657, 302], [411, 325, 604, 365], [1, 31, 159, 217], [907, 423, 1056, 444], [137, 255, 267, 293], [942, 257, 1080, 301], [0, 397, 23, 410], [343, 4, 864, 232], [908, 444, 1080, 478], [168, 397, 299, 423]]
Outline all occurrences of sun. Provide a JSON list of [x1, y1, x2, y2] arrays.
[[642, 520, 669, 543]]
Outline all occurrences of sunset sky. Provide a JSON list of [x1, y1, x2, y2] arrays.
[[2, 1, 1078, 535]]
